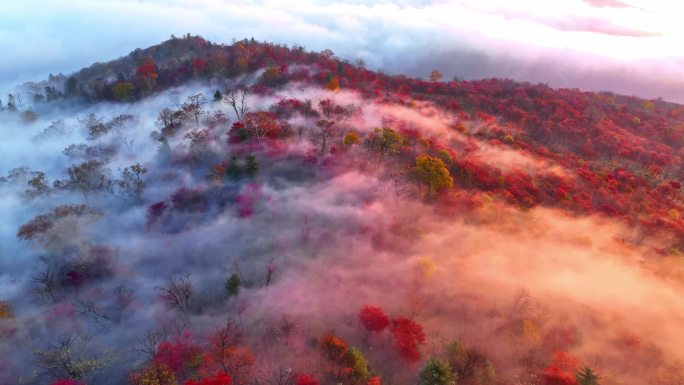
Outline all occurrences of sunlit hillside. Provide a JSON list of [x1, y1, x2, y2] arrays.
[[2, 35, 684, 385]]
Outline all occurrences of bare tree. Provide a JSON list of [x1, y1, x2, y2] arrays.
[[278, 315, 296, 346], [113, 284, 133, 322], [78, 300, 112, 328], [113, 128, 135, 152], [209, 319, 254, 384], [309, 100, 359, 156], [224, 84, 249, 121], [33, 260, 61, 302], [244, 111, 280, 140], [309, 119, 335, 157], [237, 301, 250, 326], [492, 289, 544, 337], [105, 114, 135, 149], [259, 360, 296, 385], [34, 119, 67, 141], [33, 333, 112, 381], [265, 258, 276, 288], [386, 168, 410, 199], [210, 319, 244, 372], [228, 350, 255, 385], [182, 93, 207, 126], [55, 160, 111, 196], [257, 344, 297, 385], [136, 328, 167, 359], [79, 113, 108, 140], [158, 272, 193, 315], [26, 171, 51, 197], [454, 349, 486, 384], [155, 107, 187, 136], [113, 163, 147, 199]]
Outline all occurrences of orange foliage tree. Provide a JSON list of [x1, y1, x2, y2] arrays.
[[320, 333, 350, 380]]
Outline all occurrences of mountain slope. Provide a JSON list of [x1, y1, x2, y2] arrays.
[[1, 36, 684, 385]]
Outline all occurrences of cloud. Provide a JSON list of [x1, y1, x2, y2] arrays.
[[1, 0, 683, 102], [584, 0, 633, 8]]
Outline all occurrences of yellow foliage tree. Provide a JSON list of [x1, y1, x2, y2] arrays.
[[113, 82, 135, 102], [415, 257, 435, 281], [343, 131, 360, 146], [436, 149, 453, 166], [259, 66, 282, 87], [132, 363, 177, 385], [521, 319, 540, 341], [414, 155, 453, 196], [669, 209, 679, 220], [367, 127, 404, 156], [429, 70, 443, 82], [0, 301, 13, 319]]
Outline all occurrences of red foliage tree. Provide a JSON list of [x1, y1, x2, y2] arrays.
[[146, 201, 168, 229], [235, 184, 262, 218], [154, 338, 203, 379], [272, 98, 304, 119], [184, 371, 232, 385], [359, 305, 390, 332], [227, 121, 249, 144], [551, 350, 581, 372], [192, 58, 209, 73], [541, 364, 578, 385], [137, 63, 158, 79], [295, 374, 319, 385], [136, 57, 159, 90], [243, 111, 281, 139], [540, 350, 581, 385], [390, 317, 426, 362]]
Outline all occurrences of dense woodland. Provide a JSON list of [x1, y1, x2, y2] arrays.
[[2, 35, 684, 385]]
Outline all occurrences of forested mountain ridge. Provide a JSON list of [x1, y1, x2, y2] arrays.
[[1, 35, 684, 385], [24, 34, 684, 251]]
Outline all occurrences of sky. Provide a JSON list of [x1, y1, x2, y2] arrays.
[[2, 0, 684, 102]]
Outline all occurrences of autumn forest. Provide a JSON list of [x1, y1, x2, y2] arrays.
[[2, 34, 684, 385]]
